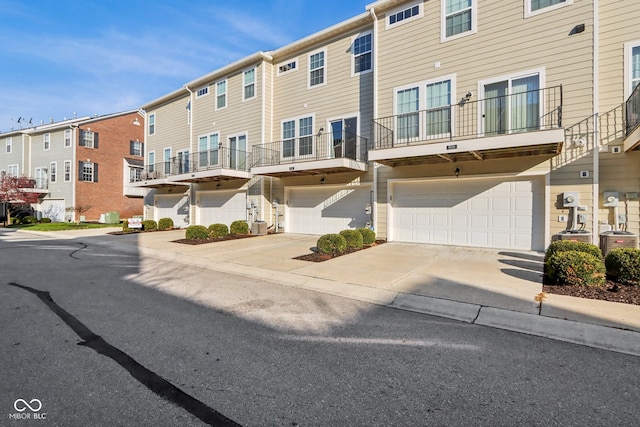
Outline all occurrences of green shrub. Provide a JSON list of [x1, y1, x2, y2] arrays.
[[230, 220, 249, 235], [142, 220, 157, 231], [208, 223, 229, 238], [40, 217, 52, 223], [122, 220, 131, 233], [340, 229, 364, 250], [357, 227, 376, 245], [317, 234, 347, 255], [185, 225, 209, 240], [158, 217, 174, 230], [546, 250, 606, 286], [23, 215, 37, 224], [544, 240, 602, 279], [605, 248, 640, 285]]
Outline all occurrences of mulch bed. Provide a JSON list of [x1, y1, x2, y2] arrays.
[[293, 240, 386, 262], [543, 280, 640, 306], [173, 234, 258, 245]]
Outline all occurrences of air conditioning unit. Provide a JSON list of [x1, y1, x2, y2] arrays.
[[599, 232, 638, 256], [554, 230, 592, 243]]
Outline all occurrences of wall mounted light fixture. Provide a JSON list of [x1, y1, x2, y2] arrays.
[[455, 167, 461, 178]]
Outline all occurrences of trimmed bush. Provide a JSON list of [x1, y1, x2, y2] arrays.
[[546, 250, 606, 286], [317, 234, 347, 255], [185, 225, 209, 240], [208, 223, 229, 238], [357, 227, 376, 245], [122, 220, 131, 233], [340, 229, 364, 250], [158, 217, 174, 230], [40, 217, 52, 223], [544, 240, 602, 280], [230, 220, 249, 235], [605, 248, 640, 285], [142, 220, 157, 231], [23, 215, 37, 224]]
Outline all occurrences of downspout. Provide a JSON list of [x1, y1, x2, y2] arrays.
[[592, 0, 600, 244], [370, 6, 379, 233], [184, 85, 195, 225]]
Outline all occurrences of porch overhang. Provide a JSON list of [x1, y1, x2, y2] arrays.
[[624, 125, 640, 152], [129, 178, 188, 189], [167, 169, 252, 183], [369, 129, 564, 167], [251, 158, 368, 177]]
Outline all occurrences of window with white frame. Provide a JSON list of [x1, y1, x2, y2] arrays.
[[130, 140, 143, 157], [198, 133, 219, 168], [81, 130, 96, 148], [129, 166, 142, 183], [282, 116, 314, 158], [148, 113, 156, 135], [277, 59, 297, 75], [6, 137, 11, 153], [387, 3, 422, 28], [64, 160, 71, 182], [163, 148, 171, 175], [243, 68, 256, 101], [43, 133, 50, 150], [216, 80, 227, 109], [309, 51, 325, 88], [148, 151, 155, 174], [353, 32, 372, 75], [8, 164, 18, 177], [228, 134, 247, 170], [442, 0, 476, 41], [79, 161, 97, 182], [64, 129, 72, 147], [625, 42, 640, 97], [50, 162, 57, 183], [196, 85, 209, 98], [35, 167, 47, 189], [525, 0, 572, 18]]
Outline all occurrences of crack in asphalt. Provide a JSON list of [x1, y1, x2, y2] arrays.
[[69, 242, 88, 259], [7, 282, 242, 427]]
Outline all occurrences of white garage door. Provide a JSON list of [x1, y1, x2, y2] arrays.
[[39, 199, 65, 222], [287, 186, 371, 235], [155, 194, 189, 228], [196, 191, 246, 227], [390, 178, 544, 250]]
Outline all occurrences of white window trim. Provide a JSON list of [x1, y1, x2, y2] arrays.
[[64, 160, 71, 182], [525, 0, 573, 18], [147, 151, 156, 175], [131, 140, 143, 157], [80, 161, 95, 182], [624, 40, 640, 98], [308, 49, 327, 89], [196, 85, 209, 98], [6, 137, 12, 154], [43, 133, 50, 151], [277, 58, 298, 76], [64, 129, 72, 148], [163, 147, 172, 176], [8, 164, 18, 176], [280, 114, 315, 159], [216, 79, 227, 111], [385, 2, 423, 30], [441, 0, 477, 43], [50, 161, 57, 183], [352, 31, 373, 77], [393, 74, 457, 141], [243, 67, 257, 102], [148, 113, 156, 136]]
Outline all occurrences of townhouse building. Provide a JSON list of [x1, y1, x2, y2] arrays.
[[136, 0, 640, 252], [0, 110, 145, 222]]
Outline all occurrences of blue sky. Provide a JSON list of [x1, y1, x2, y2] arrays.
[[0, 0, 369, 133]]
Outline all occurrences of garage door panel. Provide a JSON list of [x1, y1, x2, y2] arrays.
[[391, 178, 543, 250], [197, 191, 246, 227], [155, 194, 189, 227]]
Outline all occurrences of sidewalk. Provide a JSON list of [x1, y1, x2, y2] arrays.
[[16, 228, 640, 357]]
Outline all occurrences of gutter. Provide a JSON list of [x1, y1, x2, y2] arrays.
[[592, 0, 600, 244], [370, 6, 379, 234]]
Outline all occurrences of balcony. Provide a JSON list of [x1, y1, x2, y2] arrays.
[[624, 84, 640, 152], [251, 131, 368, 177], [370, 86, 564, 167], [20, 178, 49, 194]]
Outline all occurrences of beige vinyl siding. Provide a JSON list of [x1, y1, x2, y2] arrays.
[[146, 93, 191, 158], [263, 62, 274, 144], [29, 128, 74, 210]]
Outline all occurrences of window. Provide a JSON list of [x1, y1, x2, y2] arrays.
[[8, 164, 18, 177], [309, 51, 325, 88], [129, 167, 142, 183], [525, 0, 572, 17], [164, 148, 171, 175], [50, 162, 57, 183], [79, 161, 97, 182], [216, 80, 227, 109], [35, 167, 47, 189], [482, 72, 541, 135], [228, 134, 247, 170], [64, 129, 72, 147], [442, 0, 476, 41], [625, 42, 640, 97], [148, 152, 155, 173], [130, 140, 143, 157], [387, 3, 422, 28], [196, 86, 209, 98], [175, 150, 190, 174], [148, 113, 156, 135], [353, 32, 372, 75], [243, 68, 256, 101], [64, 160, 71, 182], [6, 137, 11, 153], [396, 87, 420, 140], [198, 133, 219, 168], [278, 59, 297, 75], [80, 130, 97, 148], [43, 133, 50, 150], [282, 116, 314, 158]]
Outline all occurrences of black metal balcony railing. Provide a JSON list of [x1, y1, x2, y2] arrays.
[[626, 83, 640, 136], [371, 85, 563, 150], [136, 146, 250, 181], [252, 131, 367, 168]]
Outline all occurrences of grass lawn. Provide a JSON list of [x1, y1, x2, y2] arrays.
[[11, 222, 122, 231]]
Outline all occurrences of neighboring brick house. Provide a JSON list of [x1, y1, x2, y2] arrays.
[[0, 110, 145, 222]]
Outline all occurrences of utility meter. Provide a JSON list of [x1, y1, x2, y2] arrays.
[[562, 192, 579, 208], [603, 191, 619, 207]]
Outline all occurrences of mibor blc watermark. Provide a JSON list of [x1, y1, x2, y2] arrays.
[[8, 399, 47, 421]]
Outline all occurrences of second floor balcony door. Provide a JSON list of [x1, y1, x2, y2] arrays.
[[330, 117, 357, 160], [176, 150, 190, 175], [484, 75, 540, 135], [229, 135, 247, 171]]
